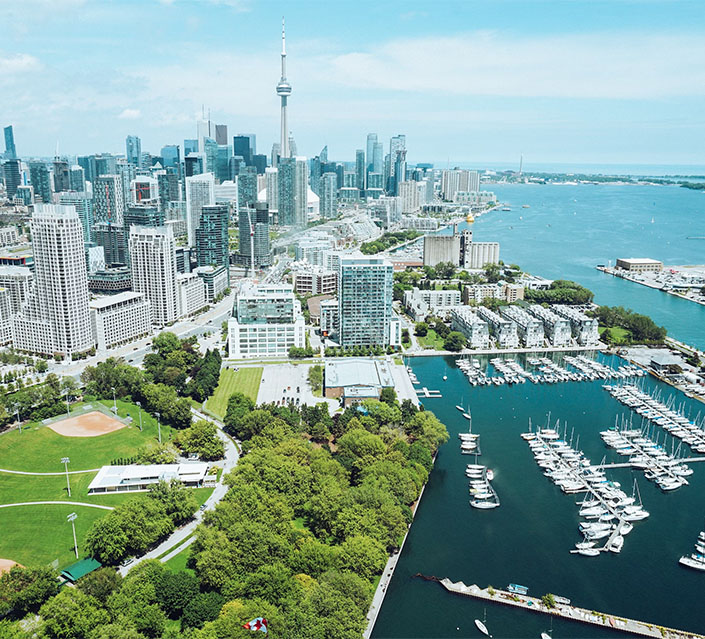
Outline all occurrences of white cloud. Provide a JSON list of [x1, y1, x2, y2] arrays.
[[0, 53, 42, 75], [118, 108, 141, 120], [326, 31, 705, 99]]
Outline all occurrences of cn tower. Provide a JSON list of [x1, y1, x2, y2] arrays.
[[276, 18, 292, 159]]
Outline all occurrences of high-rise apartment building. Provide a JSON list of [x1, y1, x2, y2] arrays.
[[161, 145, 180, 170], [238, 166, 258, 208], [366, 133, 377, 174], [233, 135, 254, 166], [320, 172, 337, 218], [277, 156, 307, 227], [265, 167, 278, 212], [130, 176, 159, 204], [129, 225, 177, 326], [52, 160, 70, 193], [185, 172, 215, 247], [29, 162, 52, 203], [3, 126, 16, 159], [355, 149, 365, 191], [126, 135, 141, 166], [215, 124, 228, 146], [58, 191, 93, 245], [338, 256, 397, 348], [93, 174, 125, 227], [237, 202, 270, 269], [13, 205, 93, 355], [0, 266, 33, 315], [3, 159, 21, 199], [196, 204, 229, 268], [441, 169, 480, 201], [69, 165, 85, 192]]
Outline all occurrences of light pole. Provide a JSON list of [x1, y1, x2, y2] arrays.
[[155, 412, 161, 444], [136, 401, 142, 431], [64, 389, 71, 417], [111, 387, 117, 414], [61, 457, 71, 497], [67, 512, 78, 559]]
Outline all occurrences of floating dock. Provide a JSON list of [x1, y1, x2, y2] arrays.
[[426, 577, 703, 639], [417, 387, 442, 398]]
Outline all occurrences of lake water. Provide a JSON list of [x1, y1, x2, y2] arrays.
[[373, 184, 705, 638]]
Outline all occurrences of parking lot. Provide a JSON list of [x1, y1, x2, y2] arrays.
[[256, 362, 339, 412]]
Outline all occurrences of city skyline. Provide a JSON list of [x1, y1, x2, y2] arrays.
[[1, 0, 704, 168]]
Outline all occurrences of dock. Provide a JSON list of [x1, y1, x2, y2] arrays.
[[417, 387, 442, 398], [431, 577, 703, 639]]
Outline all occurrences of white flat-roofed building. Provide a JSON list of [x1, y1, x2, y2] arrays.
[[228, 283, 305, 359], [0, 265, 33, 314], [500, 305, 545, 348], [476, 306, 519, 348], [324, 358, 395, 405], [403, 287, 461, 321], [90, 291, 152, 351], [453, 191, 498, 207], [295, 236, 335, 266], [320, 298, 339, 337], [87, 462, 209, 494], [401, 216, 439, 231], [449, 307, 490, 349], [463, 241, 500, 269], [0, 227, 19, 247], [0, 288, 12, 345], [176, 272, 207, 317], [526, 305, 572, 347], [553, 305, 600, 345], [615, 258, 663, 273], [292, 264, 337, 296]]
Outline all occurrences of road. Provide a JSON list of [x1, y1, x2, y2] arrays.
[[119, 406, 239, 576]]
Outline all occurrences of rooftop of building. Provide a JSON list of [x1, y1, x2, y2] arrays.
[[87, 462, 209, 492], [325, 358, 394, 389], [89, 291, 145, 309], [617, 258, 663, 264]]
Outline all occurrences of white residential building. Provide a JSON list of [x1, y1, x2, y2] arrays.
[[13, 204, 93, 355], [553, 306, 600, 345], [185, 172, 215, 247], [401, 216, 439, 231], [398, 180, 420, 213], [265, 167, 278, 212], [454, 191, 497, 207], [320, 298, 339, 337], [441, 169, 479, 201], [0, 226, 19, 247], [129, 225, 178, 326], [476, 306, 519, 348], [228, 283, 305, 359], [462, 242, 500, 269], [526, 305, 572, 347], [0, 266, 33, 314], [0, 288, 13, 345], [193, 265, 229, 302], [90, 291, 152, 350], [403, 287, 461, 321], [500, 305, 545, 348], [176, 272, 207, 317], [449, 307, 490, 349]]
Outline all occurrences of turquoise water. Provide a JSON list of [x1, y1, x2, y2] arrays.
[[466, 183, 705, 349], [372, 354, 705, 638]]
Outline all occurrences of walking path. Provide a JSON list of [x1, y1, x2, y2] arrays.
[[119, 407, 239, 576], [0, 468, 100, 476], [0, 501, 114, 510], [159, 536, 197, 564]]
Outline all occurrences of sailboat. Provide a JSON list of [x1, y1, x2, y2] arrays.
[[540, 617, 553, 639], [474, 608, 492, 637]]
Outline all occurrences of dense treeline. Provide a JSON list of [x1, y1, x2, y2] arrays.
[[589, 305, 667, 343], [360, 230, 421, 255], [525, 280, 594, 304], [1, 373, 79, 426]]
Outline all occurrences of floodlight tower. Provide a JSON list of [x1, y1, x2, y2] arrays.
[[67, 512, 78, 559], [61, 457, 71, 497]]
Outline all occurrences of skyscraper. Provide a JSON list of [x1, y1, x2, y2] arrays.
[[126, 135, 141, 166], [12, 204, 93, 355], [185, 172, 215, 247], [338, 256, 395, 348], [372, 142, 383, 174], [238, 202, 270, 270], [129, 225, 177, 326], [388, 135, 406, 194], [355, 149, 365, 191], [29, 162, 52, 204], [3, 126, 16, 160], [265, 167, 278, 212], [93, 175, 125, 226], [320, 172, 338, 218], [215, 124, 228, 146], [3, 159, 21, 199], [53, 160, 70, 193], [161, 145, 180, 170], [276, 19, 292, 159], [233, 135, 253, 166], [278, 156, 307, 227], [366, 134, 377, 173], [69, 165, 85, 192], [196, 204, 229, 268], [238, 166, 258, 209], [59, 191, 93, 245]]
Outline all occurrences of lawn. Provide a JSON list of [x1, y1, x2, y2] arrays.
[[205, 367, 263, 419], [0, 504, 108, 569], [599, 326, 631, 344], [0, 399, 173, 473], [163, 546, 194, 574], [417, 329, 446, 351]]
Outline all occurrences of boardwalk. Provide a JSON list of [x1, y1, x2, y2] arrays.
[[436, 578, 703, 639]]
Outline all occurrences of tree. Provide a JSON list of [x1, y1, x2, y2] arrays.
[[0, 566, 59, 617], [444, 331, 467, 352], [84, 515, 130, 564], [414, 322, 428, 337], [175, 420, 225, 461], [181, 591, 225, 630], [148, 480, 199, 525], [153, 331, 181, 357], [39, 588, 109, 639], [379, 387, 397, 406], [157, 571, 199, 618], [307, 365, 323, 394], [77, 567, 122, 604], [336, 536, 387, 581], [223, 392, 255, 438]]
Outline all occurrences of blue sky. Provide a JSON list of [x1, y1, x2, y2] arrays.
[[2, 0, 704, 169]]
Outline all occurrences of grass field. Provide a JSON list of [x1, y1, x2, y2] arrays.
[[0, 399, 173, 473], [417, 329, 446, 351], [599, 326, 631, 344], [205, 367, 263, 419], [163, 546, 194, 574]]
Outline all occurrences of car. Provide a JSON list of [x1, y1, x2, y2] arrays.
[[296, 386, 300, 393]]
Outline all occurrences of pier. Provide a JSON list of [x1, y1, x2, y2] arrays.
[[417, 387, 442, 398], [429, 577, 704, 639]]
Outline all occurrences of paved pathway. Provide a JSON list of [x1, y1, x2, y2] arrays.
[[119, 407, 239, 576], [0, 501, 114, 510], [0, 468, 100, 476]]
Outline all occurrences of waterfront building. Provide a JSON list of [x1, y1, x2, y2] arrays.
[[338, 256, 398, 348], [324, 358, 395, 406], [401, 215, 439, 231], [462, 241, 500, 269], [176, 272, 207, 317], [126, 135, 141, 166], [423, 233, 461, 266], [0, 266, 33, 314], [500, 305, 545, 348], [553, 305, 600, 345], [129, 225, 177, 326], [476, 306, 519, 348], [89, 291, 151, 350], [369, 196, 402, 228], [403, 287, 461, 321], [185, 172, 215, 247], [454, 190, 497, 207], [449, 307, 490, 349], [616, 258, 663, 273], [526, 305, 572, 347], [441, 169, 479, 201], [227, 283, 305, 359], [13, 205, 93, 356]]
